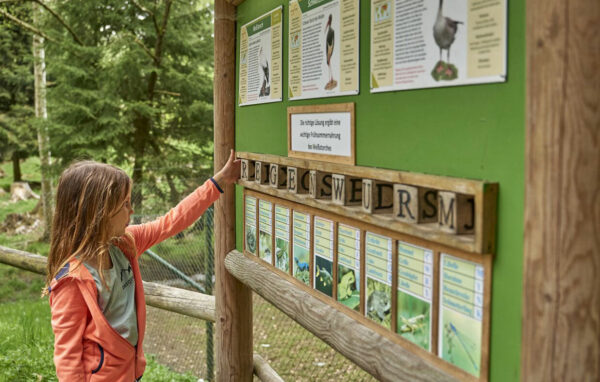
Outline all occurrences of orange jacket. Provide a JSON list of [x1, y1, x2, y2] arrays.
[[48, 179, 222, 381]]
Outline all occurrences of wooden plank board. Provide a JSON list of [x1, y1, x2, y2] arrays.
[[237, 152, 487, 194], [214, 1, 253, 380], [522, 0, 600, 380], [241, 180, 480, 253]]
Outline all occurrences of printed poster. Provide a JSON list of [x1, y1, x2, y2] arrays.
[[365, 232, 393, 329], [397, 241, 433, 351], [239, 7, 283, 105], [289, 0, 359, 100], [313, 217, 334, 297], [292, 211, 311, 285], [439, 253, 485, 377], [245, 196, 257, 255], [258, 200, 273, 264], [370, 0, 507, 92], [274, 205, 291, 272], [337, 224, 361, 311]]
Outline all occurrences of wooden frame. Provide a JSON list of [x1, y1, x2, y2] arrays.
[[243, 188, 492, 381], [238, 152, 498, 255], [287, 102, 356, 165], [522, 0, 600, 380]]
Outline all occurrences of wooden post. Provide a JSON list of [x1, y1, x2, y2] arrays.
[[522, 0, 600, 380], [214, 1, 253, 381]]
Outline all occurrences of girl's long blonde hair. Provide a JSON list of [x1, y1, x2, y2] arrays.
[[44, 161, 132, 295]]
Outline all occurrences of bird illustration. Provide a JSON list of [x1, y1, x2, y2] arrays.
[[259, 46, 270, 97], [294, 257, 309, 272], [433, 0, 463, 63], [324, 14, 336, 90]]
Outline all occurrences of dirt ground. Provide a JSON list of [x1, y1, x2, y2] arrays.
[[143, 294, 375, 381]]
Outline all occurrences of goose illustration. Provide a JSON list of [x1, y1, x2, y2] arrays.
[[324, 14, 337, 90], [433, 0, 463, 63]]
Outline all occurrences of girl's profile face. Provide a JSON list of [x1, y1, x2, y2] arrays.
[[109, 190, 134, 237]]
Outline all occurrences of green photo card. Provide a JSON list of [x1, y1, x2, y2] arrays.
[[438, 253, 484, 377]]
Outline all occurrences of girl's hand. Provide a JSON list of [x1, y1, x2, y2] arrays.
[[213, 149, 241, 187]]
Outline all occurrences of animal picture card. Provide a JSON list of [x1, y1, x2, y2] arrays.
[[292, 210, 311, 285], [396, 241, 434, 351], [438, 253, 484, 377], [245, 196, 257, 255], [365, 231, 393, 329], [370, 0, 507, 93], [274, 205, 291, 273], [258, 199, 273, 264], [313, 216, 334, 297], [337, 224, 361, 311], [238, 6, 283, 105]]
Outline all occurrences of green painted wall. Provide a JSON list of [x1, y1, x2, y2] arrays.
[[234, 1, 524, 380]]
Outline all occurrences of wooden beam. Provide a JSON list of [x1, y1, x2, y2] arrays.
[[225, 250, 459, 382], [143, 282, 215, 322], [253, 354, 284, 382], [213, 0, 253, 381], [522, 0, 600, 380], [0, 246, 217, 321]]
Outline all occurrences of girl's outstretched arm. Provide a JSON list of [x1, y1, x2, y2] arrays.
[[128, 150, 240, 256]]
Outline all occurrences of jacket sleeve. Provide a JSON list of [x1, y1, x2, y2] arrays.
[[49, 278, 88, 381], [127, 178, 222, 257]]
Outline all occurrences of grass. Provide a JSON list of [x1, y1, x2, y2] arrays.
[[0, 271, 199, 382], [0, 157, 41, 193]]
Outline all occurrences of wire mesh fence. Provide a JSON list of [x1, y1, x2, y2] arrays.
[[133, 180, 374, 381]]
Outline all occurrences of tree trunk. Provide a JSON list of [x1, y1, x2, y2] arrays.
[[12, 152, 22, 182], [32, 1, 53, 241], [130, 0, 173, 216]]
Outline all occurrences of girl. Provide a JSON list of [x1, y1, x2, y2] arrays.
[[44, 150, 240, 381]]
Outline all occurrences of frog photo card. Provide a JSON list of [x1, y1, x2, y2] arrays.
[[313, 217, 334, 297], [337, 223, 361, 311], [292, 211, 311, 285], [274, 205, 291, 273], [245, 196, 257, 255], [396, 241, 434, 351], [258, 199, 273, 264], [365, 232, 393, 329]]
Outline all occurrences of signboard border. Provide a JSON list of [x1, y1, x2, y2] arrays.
[[287, 102, 356, 165]]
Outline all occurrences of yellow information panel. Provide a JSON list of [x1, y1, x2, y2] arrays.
[[337, 223, 361, 311], [274, 205, 291, 272], [397, 241, 434, 351], [288, 0, 359, 100], [239, 7, 283, 105], [258, 200, 273, 263], [439, 253, 485, 377], [370, 0, 506, 92], [365, 231, 393, 329], [292, 210, 311, 285]]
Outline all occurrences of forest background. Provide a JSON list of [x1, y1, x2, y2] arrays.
[[1, 0, 216, 220], [0, 1, 215, 380]]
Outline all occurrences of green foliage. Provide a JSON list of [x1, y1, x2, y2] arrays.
[[42, 0, 215, 196], [0, 2, 37, 165]]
